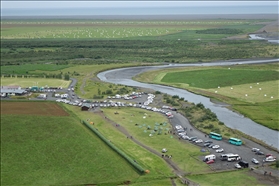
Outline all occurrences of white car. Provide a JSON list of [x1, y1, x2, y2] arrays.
[[235, 163, 241, 169], [264, 156, 276, 162], [195, 139, 203, 143], [216, 148, 224, 153], [252, 158, 259, 164], [212, 145, 220, 149], [252, 148, 260, 152]]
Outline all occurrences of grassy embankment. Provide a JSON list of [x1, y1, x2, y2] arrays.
[[134, 63, 279, 131]]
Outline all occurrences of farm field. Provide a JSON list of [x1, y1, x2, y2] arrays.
[[1, 77, 71, 88], [134, 63, 279, 130], [2, 19, 278, 66], [1, 20, 265, 39], [0, 101, 143, 186]]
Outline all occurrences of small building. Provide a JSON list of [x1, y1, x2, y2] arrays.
[[81, 103, 91, 111], [0, 88, 26, 96]]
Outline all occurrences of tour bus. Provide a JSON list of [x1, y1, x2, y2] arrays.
[[229, 137, 242, 146], [227, 154, 241, 161], [203, 154, 216, 162], [209, 132, 222, 140], [220, 153, 241, 161]]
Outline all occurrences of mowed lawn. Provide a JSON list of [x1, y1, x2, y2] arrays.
[[1, 102, 140, 185]]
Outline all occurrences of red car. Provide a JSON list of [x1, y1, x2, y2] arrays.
[[206, 160, 215, 164], [266, 154, 273, 157]]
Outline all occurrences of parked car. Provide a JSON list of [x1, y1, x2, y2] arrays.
[[252, 158, 259, 164], [266, 154, 273, 157], [181, 135, 190, 140], [235, 163, 242, 169], [189, 136, 197, 141], [255, 151, 264, 155], [212, 145, 220, 149], [204, 143, 211, 147], [264, 156, 276, 162], [204, 140, 213, 144], [162, 148, 167, 153], [192, 138, 198, 142], [206, 159, 215, 164], [208, 144, 214, 148], [216, 148, 224, 153], [195, 139, 203, 143], [252, 148, 260, 152]]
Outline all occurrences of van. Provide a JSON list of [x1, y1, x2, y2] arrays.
[[203, 154, 216, 162], [238, 160, 249, 168]]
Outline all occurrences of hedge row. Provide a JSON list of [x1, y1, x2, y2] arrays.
[[82, 120, 145, 174]]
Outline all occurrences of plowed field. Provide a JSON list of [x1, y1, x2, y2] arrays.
[[1, 102, 69, 116]]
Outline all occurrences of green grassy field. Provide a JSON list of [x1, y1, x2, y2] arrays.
[[1, 112, 140, 185], [1, 77, 71, 88], [161, 69, 279, 89], [1, 64, 71, 75], [134, 63, 279, 130]]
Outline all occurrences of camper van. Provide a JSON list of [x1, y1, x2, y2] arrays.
[[203, 154, 216, 162]]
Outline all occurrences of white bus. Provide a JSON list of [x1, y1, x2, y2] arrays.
[[220, 153, 241, 161]]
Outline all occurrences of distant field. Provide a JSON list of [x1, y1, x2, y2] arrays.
[[1, 102, 140, 185], [1, 20, 265, 40], [1, 77, 70, 88]]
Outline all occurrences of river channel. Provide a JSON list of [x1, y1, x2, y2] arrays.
[[97, 59, 279, 150]]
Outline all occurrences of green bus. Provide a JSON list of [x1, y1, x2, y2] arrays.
[[229, 137, 242, 146], [209, 132, 222, 140]]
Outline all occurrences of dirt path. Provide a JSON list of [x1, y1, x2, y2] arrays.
[[94, 110, 199, 186]]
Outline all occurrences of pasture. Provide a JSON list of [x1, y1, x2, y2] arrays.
[[0, 102, 141, 185], [1, 77, 71, 88], [1, 20, 265, 40]]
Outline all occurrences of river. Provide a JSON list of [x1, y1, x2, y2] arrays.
[[97, 58, 279, 150]]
